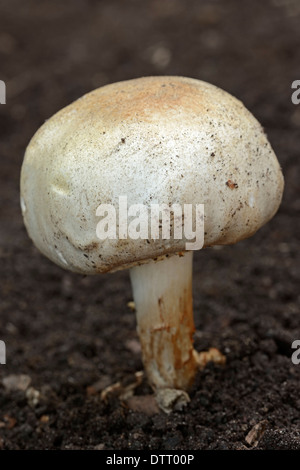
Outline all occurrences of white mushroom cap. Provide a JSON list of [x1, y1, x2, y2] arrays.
[[20, 76, 284, 274]]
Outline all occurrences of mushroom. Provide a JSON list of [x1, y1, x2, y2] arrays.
[[20, 76, 284, 394]]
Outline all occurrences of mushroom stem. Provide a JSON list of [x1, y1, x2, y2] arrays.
[[129, 252, 198, 391]]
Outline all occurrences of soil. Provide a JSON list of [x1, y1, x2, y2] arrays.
[[0, 0, 299, 450]]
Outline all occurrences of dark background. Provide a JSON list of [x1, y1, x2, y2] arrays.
[[0, 0, 299, 450]]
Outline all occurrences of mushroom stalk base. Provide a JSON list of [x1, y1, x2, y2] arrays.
[[129, 252, 197, 391]]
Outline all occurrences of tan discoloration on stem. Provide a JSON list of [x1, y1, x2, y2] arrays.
[[131, 252, 198, 390]]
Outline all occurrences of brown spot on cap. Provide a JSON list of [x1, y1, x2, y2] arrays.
[[226, 179, 238, 189]]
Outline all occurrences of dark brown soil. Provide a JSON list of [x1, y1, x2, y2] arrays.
[[0, 0, 299, 450]]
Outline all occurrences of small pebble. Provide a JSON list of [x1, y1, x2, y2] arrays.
[[2, 374, 31, 392], [26, 387, 40, 407], [155, 388, 190, 414]]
